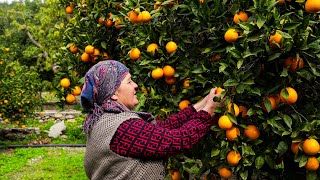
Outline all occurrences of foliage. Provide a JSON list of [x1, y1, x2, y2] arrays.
[[56, 0, 320, 179]]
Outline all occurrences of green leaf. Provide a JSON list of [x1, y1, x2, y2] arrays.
[[237, 59, 244, 69], [298, 155, 309, 167], [255, 156, 265, 169], [257, 16, 266, 29], [242, 146, 256, 156], [283, 114, 292, 129], [211, 149, 220, 157], [306, 171, 318, 180], [101, 41, 107, 49], [264, 155, 275, 169], [297, 69, 314, 80], [268, 53, 281, 61], [223, 79, 239, 86], [276, 141, 288, 156], [191, 68, 203, 74], [283, 22, 301, 30], [239, 170, 248, 180], [201, 48, 211, 54]]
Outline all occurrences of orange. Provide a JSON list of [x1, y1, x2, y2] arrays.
[[85, 45, 95, 54], [105, 19, 113, 27], [166, 41, 177, 54], [165, 77, 176, 85], [262, 96, 277, 112], [305, 0, 320, 13], [269, 31, 282, 48], [98, 17, 105, 24], [183, 79, 190, 87], [129, 48, 141, 60], [66, 94, 76, 104], [218, 167, 232, 179], [115, 18, 122, 29], [151, 68, 164, 80], [305, 157, 319, 171], [210, 54, 221, 62], [4, 100, 8, 104], [170, 170, 182, 180], [215, 87, 224, 94], [163, 65, 175, 77], [226, 126, 240, 141], [65, 6, 73, 14], [278, 0, 285, 5], [93, 48, 100, 56], [147, 43, 159, 54], [291, 142, 300, 154], [270, 94, 280, 105], [224, 28, 238, 43], [284, 56, 304, 72], [227, 150, 241, 166], [244, 125, 260, 140], [218, 115, 233, 130], [233, 11, 248, 24], [21, 125, 26, 129], [302, 138, 320, 155], [139, 11, 151, 23], [128, 10, 139, 23], [227, 103, 239, 117], [199, 0, 204, 3], [60, 78, 70, 88], [69, 44, 78, 54], [81, 52, 91, 63], [179, 100, 191, 110], [280, 87, 298, 104], [4, 119, 9, 123], [239, 105, 248, 118], [72, 86, 82, 96], [5, 48, 10, 52]]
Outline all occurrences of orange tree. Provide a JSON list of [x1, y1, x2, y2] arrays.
[[56, 0, 320, 179]]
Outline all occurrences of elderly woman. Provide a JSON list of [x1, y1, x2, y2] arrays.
[[80, 60, 222, 180]]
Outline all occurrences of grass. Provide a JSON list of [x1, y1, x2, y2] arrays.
[[0, 147, 88, 180]]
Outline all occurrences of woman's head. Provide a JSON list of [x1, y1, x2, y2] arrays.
[[80, 60, 139, 111]]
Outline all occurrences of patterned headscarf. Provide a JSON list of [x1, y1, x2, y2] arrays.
[[81, 60, 153, 135]]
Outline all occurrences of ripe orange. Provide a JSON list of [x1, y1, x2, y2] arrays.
[[183, 79, 190, 87], [227, 103, 239, 117], [105, 19, 113, 27], [139, 11, 151, 23], [129, 48, 141, 60], [179, 100, 191, 110], [224, 28, 238, 43], [60, 78, 70, 88], [81, 52, 91, 63], [227, 150, 241, 166], [4, 100, 8, 104], [218, 167, 232, 179], [210, 54, 221, 62], [244, 125, 260, 140], [98, 17, 105, 24], [69, 44, 78, 54], [269, 31, 282, 48], [215, 87, 224, 94], [115, 18, 122, 29], [291, 142, 300, 154], [65, 6, 73, 14], [226, 126, 240, 141], [163, 65, 175, 77], [305, 0, 320, 13], [280, 87, 298, 104], [305, 157, 319, 171], [218, 115, 233, 130], [262, 96, 277, 112], [165, 77, 176, 85], [233, 11, 248, 24], [302, 138, 320, 155], [4, 119, 9, 123], [93, 48, 100, 56], [239, 105, 248, 118], [147, 43, 159, 54], [72, 86, 82, 96], [151, 68, 164, 80], [284, 56, 304, 72], [170, 170, 182, 180], [166, 41, 177, 54], [66, 94, 76, 104], [21, 125, 26, 129], [85, 45, 95, 54], [128, 10, 139, 23]]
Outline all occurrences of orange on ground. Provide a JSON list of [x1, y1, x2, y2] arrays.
[[165, 77, 176, 85], [218, 115, 233, 130], [280, 87, 298, 104], [72, 86, 82, 96], [224, 28, 238, 43], [85, 45, 95, 54], [139, 11, 151, 23], [291, 142, 300, 154], [305, 0, 320, 13], [60, 78, 70, 88], [305, 157, 319, 171], [227, 103, 240, 117], [269, 31, 282, 48], [163, 65, 175, 77], [69, 44, 78, 54], [302, 138, 320, 155], [227, 150, 241, 166], [166, 41, 177, 54], [65, 6, 73, 14], [215, 87, 224, 94], [81, 52, 91, 63], [284, 56, 304, 72], [239, 105, 248, 118], [218, 167, 232, 179], [179, 100, 191, 110], [147, 43, 159, 54], [129, 48, 141, 60], [244, 125, 260, 140], [233, 11, 248, 24], [66, 94, 76, 104], [151, 68, 164, 80], [170, 170, 182, 180], [226, 126, 240, 141]]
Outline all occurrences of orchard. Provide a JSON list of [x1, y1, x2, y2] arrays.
[[4, 0, 319, 179]]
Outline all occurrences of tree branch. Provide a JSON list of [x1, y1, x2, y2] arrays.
[[26, 31, 49, 60]]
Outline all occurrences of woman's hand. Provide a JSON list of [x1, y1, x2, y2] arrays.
[[193, 94, 209, 112], [201, 88, 223, 116]]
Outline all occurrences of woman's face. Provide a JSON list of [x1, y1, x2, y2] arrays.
[[113, 73, 139, 110]]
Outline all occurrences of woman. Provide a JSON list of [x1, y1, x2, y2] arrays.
[[80, 60, 222, 180]]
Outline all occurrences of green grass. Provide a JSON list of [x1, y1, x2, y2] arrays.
[[0, 147, 88, 180]]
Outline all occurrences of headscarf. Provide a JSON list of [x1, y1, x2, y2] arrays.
[[80, 60, 153, 135]]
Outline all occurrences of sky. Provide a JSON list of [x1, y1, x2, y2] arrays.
[[0, 0, 15, 3]]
